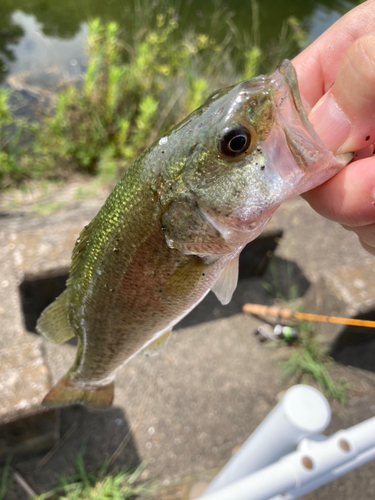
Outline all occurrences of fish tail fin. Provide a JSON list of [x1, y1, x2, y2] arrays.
[[42, 374, 114, 409], [37, 289, 76, 344]]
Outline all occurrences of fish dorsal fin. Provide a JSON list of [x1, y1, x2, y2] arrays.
[[69, 218, 96, 278], [211, 256, 239, 305], [36, 289, 76, 343], [142, 330, 172, 357], [37, 218, 96, 344]]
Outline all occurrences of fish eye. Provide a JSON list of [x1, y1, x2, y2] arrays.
[[218, 126, 255, 158]]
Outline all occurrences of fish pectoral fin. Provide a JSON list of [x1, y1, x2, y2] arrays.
[[211, 255, 239, 305], [42, 374, 114, 409], [36, 290, 76, 343], [142, 330, 172, 357], [166, 257, 210, 298], [162, 201, 234, 255]]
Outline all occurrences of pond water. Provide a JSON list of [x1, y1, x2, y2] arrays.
[[0, 0, 358, 87]]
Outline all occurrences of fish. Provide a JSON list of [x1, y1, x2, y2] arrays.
[[37, 60, 352, 409]]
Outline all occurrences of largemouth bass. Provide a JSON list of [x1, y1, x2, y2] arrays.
[[37, 61, 351, 408]]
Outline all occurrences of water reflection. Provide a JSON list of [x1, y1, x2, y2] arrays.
[[0, 0, 358, 86], [307, 4, 344, 39], [5, 12, 87, 88]]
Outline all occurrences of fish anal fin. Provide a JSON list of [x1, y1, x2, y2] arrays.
[[142, 330, 171, 357], [211, 256, 239, 305], [36, 289, 75, 343], [42, 374, 114, 409]]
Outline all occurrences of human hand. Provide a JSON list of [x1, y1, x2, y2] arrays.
[[292, 0, 375, 254]]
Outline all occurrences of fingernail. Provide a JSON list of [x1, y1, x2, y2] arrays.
[[309, 93, 351, 153]]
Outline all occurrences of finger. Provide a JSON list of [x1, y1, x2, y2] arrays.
[[359, 239, 375, 256], [302, 156, 375, 226], [354, 144, 374, 160], [342, 221, 375, 251], [308, 32, 375, 154], [293, 0, 375, 107]]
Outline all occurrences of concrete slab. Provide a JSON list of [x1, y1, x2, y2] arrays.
[[0, 339, 49, 423], [0, 231, 50, 423], [268, 197, 375, 315], [0, 227, 59, 464], [0, 194, 375, 499]]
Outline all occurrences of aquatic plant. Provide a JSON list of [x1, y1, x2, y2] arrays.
[[0, 2, 306, 189]]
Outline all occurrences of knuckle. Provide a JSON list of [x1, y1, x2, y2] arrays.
[[347, 33, 375, 86]]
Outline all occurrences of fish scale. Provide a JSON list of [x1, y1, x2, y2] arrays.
[[36, 60, 352, 408]]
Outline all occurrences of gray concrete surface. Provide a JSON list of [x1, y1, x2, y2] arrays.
[[1, 191, 375, 499], [0, 228, 50, 426]]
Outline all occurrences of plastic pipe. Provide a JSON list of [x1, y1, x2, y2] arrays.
[[270, 416, 375, 500], [204, 385, 331, 495], [199, 416, 375, 500]]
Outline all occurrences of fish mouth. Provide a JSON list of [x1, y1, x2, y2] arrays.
[[270, 60, 324, 160], [276, 60, 316, 139], [269, 60, 352, 175]]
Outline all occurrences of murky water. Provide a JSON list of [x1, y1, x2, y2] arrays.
[[0, 0, 358, 87]]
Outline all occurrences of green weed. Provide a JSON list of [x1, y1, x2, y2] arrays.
[[0, 455, 12, 500], [0, 88, 38, 188], [281, 320, 351, 403], [0, 2, 307, 191], [32, 455, 152, 500], [262, 256, 301, 302], [32, 200, 67, 216], [262, 256, 350, 402], [33, 10, 232, 178]]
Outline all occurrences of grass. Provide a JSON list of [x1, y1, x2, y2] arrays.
[[0, 455, 11, 500], [280, 320, 351, 403], [262, 256, 351, 403], [32, 200, 68, 215], [0, 452, 156, 500], [262, 256, 301, 302], [1, 453, 218, 500], [31, 457, 151, 500], [1, 452, 152, 500], [0, 0, 307, 192], [2, 458, 218, 500]]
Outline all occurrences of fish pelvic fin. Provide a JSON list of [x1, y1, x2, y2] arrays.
[[42, 374, 114, 409], [36, 289, 76, 344], [211, 255, 239, 305]]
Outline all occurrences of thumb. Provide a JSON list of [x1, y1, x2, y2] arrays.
[[308, 32, 375, 154]]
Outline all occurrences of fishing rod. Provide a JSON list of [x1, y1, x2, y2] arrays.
[[242, 303, 375, 329]]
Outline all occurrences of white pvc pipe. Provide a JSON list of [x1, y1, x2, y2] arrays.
[[203, 460, 295, 500], [204, 385, 331, 495], [270, 446, 375, 500], [199, 416, 375, 500], [270, 417, 375, 500]]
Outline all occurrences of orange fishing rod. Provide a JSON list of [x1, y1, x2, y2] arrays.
[[242, 303, 375, 329]]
